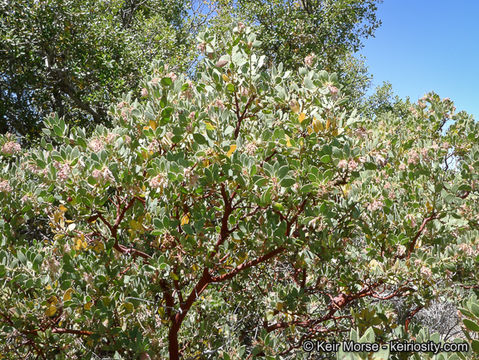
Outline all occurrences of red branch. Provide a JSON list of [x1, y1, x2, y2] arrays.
[[405, 213, 438, 259], [405, 305, 423, 333], [22, 328, 93, 336], [211, 246, 285, 282]]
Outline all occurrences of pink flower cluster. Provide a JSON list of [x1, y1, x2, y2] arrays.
[[92, 167, 114, 183], [0, 180, 11, 193], [148, 139, 160, 153], [88, 138, 104, 152], [420, 266, 432, 278], [54, 162, 71, 181], [245, 142, 258, 156], [407, 150, 419, 165], [2, 141, 21, 155], [367, 199, 384, 212], [304, 54, 316, 67], [117, 101, 128, 109], [105, 133, 118, 145], [167, 72, 177, 82], [458, 243, 474, 256], [327, 85, 339, 95], [215, 99, 224, 109], [149, 173, 168, 190], [338, 159, 358, 171]]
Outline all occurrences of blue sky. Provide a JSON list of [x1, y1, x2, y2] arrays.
[[360, 0, 479, 119]]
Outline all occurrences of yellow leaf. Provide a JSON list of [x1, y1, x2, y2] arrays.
[[222, 74, 229, 82], [59, 205, 67, 213], [181, 213, 190, 226], [169, 271, 179, 281], [289, 100, 300, 113], [158, 307, 165, 317], [84, 302, 93, 311], [204, 121, 216, 131], [307, 126, 313, 134], [49, 295, 59, 305], [326, 118, 331, 130], [93, 241, 105, 254], [46, 284, 53, 291], [123, 302, 134, 313], [74, 235, 88, 251], [226, 144, 237, 157], [298, 112, 306, 123], [149, 120, 157, 130], [426, 201, 433, 212], [129, 219, 143, 231], [285, 135, 292, 147], [312, 118, 323, 133], [45, 303, 57, 317], [341, 184, 351, 196], [63, 288, 74, 302]]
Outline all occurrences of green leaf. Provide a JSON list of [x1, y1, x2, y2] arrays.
[[320, 155, 331, 164], [472, 340, 479, 354], [277, 165, 289, 179], [464, 319, 479, 332], [280, 177, 295, 187], [17, 251, 27, 264], [161, 77, 173, 86], [254, 177, 269, 187], [153, 218, 162, 229], [193, 133, 207, 144]]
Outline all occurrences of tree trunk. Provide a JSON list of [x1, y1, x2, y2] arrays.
[[168, 322, 181, 360]]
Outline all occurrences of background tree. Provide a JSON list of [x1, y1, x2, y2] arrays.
[[0, 0, 195, 142], [222, 0, 382, 103]]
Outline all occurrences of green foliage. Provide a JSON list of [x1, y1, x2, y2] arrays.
[[1, 26, 479, 360], [0, 0, 194, 141], [232, 0, 382, 70]]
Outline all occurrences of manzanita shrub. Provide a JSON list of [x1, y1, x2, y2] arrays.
[[1, 26, 479, 359]]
